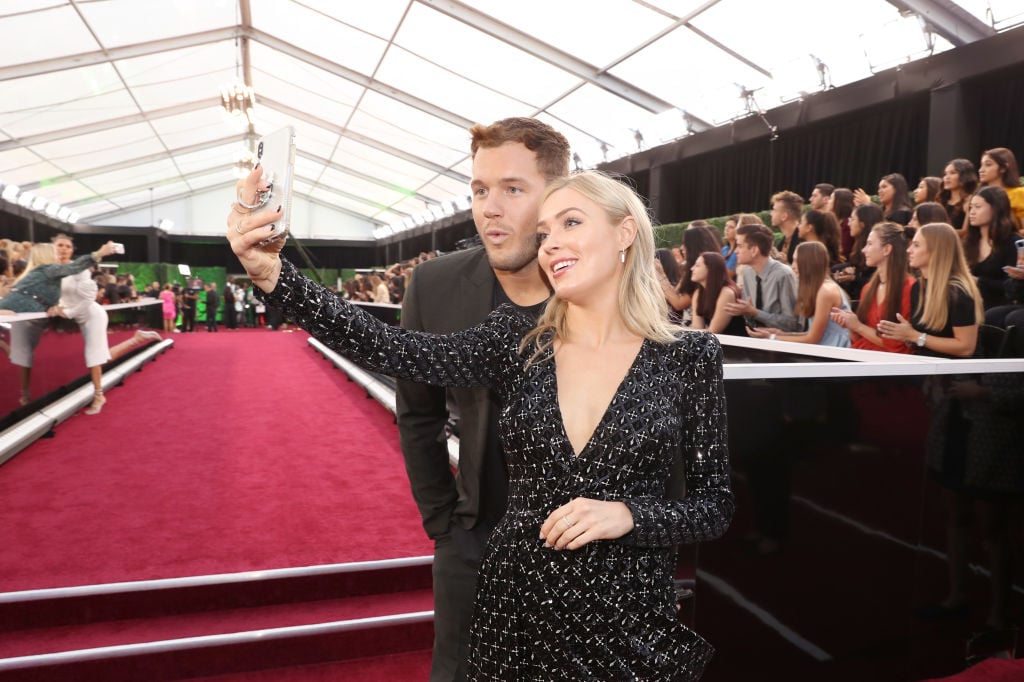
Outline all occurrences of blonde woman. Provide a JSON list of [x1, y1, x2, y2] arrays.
[[878, 222, 983, 357], [1, 241, 119, 405], [227, 168, 732, 680]]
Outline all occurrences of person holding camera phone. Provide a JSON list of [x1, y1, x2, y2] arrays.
[[228, 126, 733, 678], [0, 238, 120, 405], [53, 234, 161, 415], [229, 167, 732, 681]]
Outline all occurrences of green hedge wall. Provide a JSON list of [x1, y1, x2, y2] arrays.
[[653, 209, 775, 248]]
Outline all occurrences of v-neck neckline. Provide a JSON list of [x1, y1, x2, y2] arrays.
[[550, 339, 648, 459]]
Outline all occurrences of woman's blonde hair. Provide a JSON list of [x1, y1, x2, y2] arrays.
[[521, 171, 679, 364], [15, 243, 56, 283], [914, 223, 983, 331]]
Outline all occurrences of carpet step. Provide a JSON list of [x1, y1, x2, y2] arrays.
[[0, 558, 433, 632], [0, 587, 433, 659], [0, 592, 434, 682], [0, 559, 436, 681], [173, 649, 432, 681]]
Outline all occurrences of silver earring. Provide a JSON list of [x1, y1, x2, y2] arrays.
[[620, 249, 626, 263]]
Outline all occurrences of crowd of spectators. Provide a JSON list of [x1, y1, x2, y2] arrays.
[[658, 146, 1024, 358], [339, 251, 438, 305]]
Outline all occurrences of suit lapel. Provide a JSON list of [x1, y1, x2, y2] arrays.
[[459, 248, 496, 326]]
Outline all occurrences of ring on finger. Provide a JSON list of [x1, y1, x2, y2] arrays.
[[562, 515, 574, 529], [234, 221, 244, 235], [238, 187, 270, 210]]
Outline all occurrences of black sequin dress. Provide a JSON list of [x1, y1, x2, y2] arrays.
[[260, 259, 734, 681]]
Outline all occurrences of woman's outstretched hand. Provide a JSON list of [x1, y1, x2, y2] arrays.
[[540, 497, 635, 550], [226, 165, 285, 293]]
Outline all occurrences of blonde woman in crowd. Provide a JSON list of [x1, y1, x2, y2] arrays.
[[877, 222, 982, 357]]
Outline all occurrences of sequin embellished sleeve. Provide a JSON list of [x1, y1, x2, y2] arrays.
[[619, 333, 734, 547], [256, 258, 524, 390]]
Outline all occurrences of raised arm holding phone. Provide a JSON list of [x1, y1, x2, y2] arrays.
[[226, 156, 732, 680]]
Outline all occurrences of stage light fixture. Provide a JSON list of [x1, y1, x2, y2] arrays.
[[67, 212, 80, 224], [1, 184, 19, 202], [57, 207, 71, 221], [17, 191, 34, 208], [159, 219, 174, 230], [45, 201, 60, 217]]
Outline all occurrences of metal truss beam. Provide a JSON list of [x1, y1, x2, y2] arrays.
[[248, 27, 476, 131], [0, 99, 214, 152], [420, 0, 676, 113], [0, 27, 243, 82], [260, 97, 468, 185], [887, 0, 995, 46], [18, 135, 247, 191], [84, 179, 382, 228], [1, 24, 477, 138]]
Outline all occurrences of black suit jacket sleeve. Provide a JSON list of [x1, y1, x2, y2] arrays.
[[395, 268, 459, 539]]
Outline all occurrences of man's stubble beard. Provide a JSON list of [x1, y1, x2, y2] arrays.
[[480, 225, 539, 275], [488, 243, 539, 274]]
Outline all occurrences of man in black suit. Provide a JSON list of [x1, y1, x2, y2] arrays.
[[182, 280, 200, 332], [205, 282, 219, 332], [223, 277, 238, 330], [397, 118, 569, 682]]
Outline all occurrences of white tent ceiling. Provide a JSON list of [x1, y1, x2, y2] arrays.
[[0, 0, 1020, 239]]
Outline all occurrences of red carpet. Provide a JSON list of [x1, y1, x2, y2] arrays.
[[0, 328, 432, 592], [176, 651, 432, 681], [0, 326, 141, 417]]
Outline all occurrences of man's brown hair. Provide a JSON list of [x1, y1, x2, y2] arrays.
[[736, 223, 774, 258], [771, 190, 804, 222], [469, 117, 571, 181]]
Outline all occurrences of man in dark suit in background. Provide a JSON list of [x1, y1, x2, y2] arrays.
[[223, 277, 238, 330], [204, 282, 219, 332], [182, 279, 200, 332], [396, 118, 569, 682]]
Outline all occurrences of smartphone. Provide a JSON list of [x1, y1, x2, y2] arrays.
[[1016, 238, 1024, 255], [111, 242, 125, 254], [252, 126, 296, 244]]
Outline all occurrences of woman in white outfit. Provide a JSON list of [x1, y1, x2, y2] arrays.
[[54, 234, 161, 415]]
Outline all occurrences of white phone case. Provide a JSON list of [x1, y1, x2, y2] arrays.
[[253, 126, 296, 243]]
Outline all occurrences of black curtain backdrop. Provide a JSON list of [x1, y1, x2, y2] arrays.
[[969, 62, 1024, 161], [651, 93, 930, 222]]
